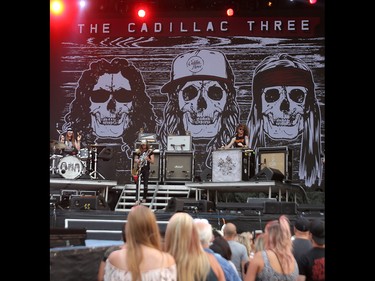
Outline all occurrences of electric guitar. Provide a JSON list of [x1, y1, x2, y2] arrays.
[[133, 148, 154, 175]]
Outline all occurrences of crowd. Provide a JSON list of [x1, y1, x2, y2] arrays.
[[98, 206, 325, 281]]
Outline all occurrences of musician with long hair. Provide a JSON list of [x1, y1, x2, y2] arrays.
[[133, 140, 155, 203]]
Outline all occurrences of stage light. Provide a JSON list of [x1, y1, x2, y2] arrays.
[[50, 0, 64, 16], [137, 8, 146, 18], [226, 8, 234, 17], [309, 0, 317, 4], [133, 2, 152, 19], [79, 0, 87, 9]]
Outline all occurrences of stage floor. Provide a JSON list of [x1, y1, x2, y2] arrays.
[[50, 175, 322, 240]]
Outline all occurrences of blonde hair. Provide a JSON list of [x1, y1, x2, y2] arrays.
[[254, 233, 265, 252], [165, 212, 211, 281], [237, 231, 253, 256], [125, 205, 162, 281], [264, 215, 294, 273]]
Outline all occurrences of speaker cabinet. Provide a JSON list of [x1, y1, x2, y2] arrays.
[[166, 197, 214, 212], [131, 151, 161, 182], [149, 152, 161, 182], [70, 195, 98, 210], [281, 202, 297, 215], [263, 201, 281, 214], [256, 146, 293, 181], [164, 152, 193, 182], [263, 201, 297, 214], [250, 167, 285, 182]]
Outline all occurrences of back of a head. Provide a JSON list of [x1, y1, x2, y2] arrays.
[[254, 233, 265, 252], [194, 218, 213, 246], [310, 218, 325, 245], [126, 205, 161, 249], [165, 212, 211, 281], [294, 217, 311, 233], [265, 215, 292, 254], [210, 235, 232, 260], [125, 205, 161, 281], [223, 222, 237, 239], [237, 232, 252, 255]]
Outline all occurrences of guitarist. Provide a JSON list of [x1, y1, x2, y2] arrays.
[[133, 140, 155, 203]]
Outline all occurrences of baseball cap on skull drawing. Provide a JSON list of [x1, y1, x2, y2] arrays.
[[161, 49, 234, 93]]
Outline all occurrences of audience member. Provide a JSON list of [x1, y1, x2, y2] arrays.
[[164, 212, 225, 281], [244, 233, 266, 275], [244, 215, 299, 281], [237, 231, 254, 258], [223, 222, 249, 280], [297, 218, 325, 281], [210, 235, 238, 273], [292, 217, 313, 269], [97, 228, 126, 281], [104, 205, 176, 281], [194, 218, 241, 281], [253, 233, 266, 253]]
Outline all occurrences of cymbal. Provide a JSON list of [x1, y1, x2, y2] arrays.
[[50, 140, 66, 149]]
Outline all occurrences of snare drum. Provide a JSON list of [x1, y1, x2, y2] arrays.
[[58, 156, 84, 179], [78, 148, 90, 160]]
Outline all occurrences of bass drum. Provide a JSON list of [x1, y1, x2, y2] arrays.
[[58, 155, 84, 179]]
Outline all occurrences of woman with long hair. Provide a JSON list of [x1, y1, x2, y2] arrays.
[[104, 205, 176, 281], [164, 212, 225, 281], [244, 215, 298, 281]]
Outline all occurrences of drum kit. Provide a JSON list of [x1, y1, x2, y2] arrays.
[[50, 140, 107, 180]]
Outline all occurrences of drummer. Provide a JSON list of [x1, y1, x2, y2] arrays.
[[223, 123, 249, 149], [59, 128, 81, 155]]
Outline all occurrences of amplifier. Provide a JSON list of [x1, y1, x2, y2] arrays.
[[256, 146, 293, 181], [131, 151, 162, 182], [167, 135, 192, 151], [134, 141, 160, 151], [164, 152, 193, 182]]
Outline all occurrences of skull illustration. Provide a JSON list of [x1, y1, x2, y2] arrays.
[[89, 72, 133, 138], [178, 80, 227, 137], [261, 85, 306, 139]]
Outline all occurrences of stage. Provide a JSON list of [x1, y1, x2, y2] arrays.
[[50, 175, 321, 240]]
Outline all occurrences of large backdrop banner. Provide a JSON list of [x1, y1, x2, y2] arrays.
[[50, 13, 325, 190]]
